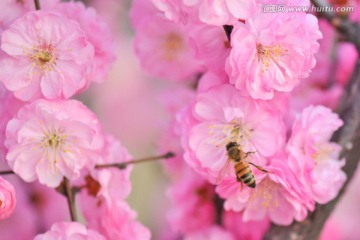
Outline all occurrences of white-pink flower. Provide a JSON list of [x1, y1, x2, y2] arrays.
[[223, 210, 270, 240], [151, 0, 256, 26], [0, 83, 23, 161], [226, 11, 322, 100], [89, 135, 133, 204], [188, 23, 231, 77], [79, 195, 151, 240], [216, 158, 314, 225], [133, 13, 203, 81], [55, 1, 116, 83], [34, 222, 106, 240], [77, 135, 150, 240], [182, 84, 286, 183], [167, 168, 216, 234], [5, 99, 104, 187], [0, 10, 94, 101], [184, 225, 235, 240], [0, 177, 16, 220], [287, 105, 346, 203]]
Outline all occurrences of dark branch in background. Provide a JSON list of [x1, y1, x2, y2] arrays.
[[63, 178, 78, 222], [223, 25, 234, 43], [95, 152, 175, 170], [265, 1, 360, 239], [312, 0, 360, 50], [214, 193, 224, 225], [0, 170, 14, 175], [34, 0, 41, 10]]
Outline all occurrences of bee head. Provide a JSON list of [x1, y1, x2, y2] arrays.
[[226, 142, 238, 151]]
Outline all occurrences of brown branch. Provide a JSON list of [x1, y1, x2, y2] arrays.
[[34, 0, 41, 10], [214, 193, 224, 225], [63, 178, 78, 222], [264, 2, 360, 236], [95, 152, 175, 170], [312, 0, 360, 50], [0, 170, 15, 175], [223, 25, 233, 43]]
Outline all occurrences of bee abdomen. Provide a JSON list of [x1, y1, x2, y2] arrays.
[[238, 169, 256, 188]]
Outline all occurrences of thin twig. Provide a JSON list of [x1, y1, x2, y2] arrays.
[[95, 152, 175, 170], [63, 178, 78, 222], [0, 170, 15, 175], [34, 0, 41, 10]]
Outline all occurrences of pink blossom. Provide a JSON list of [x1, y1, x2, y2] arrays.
[[0, 10, 94, 101], [184, 225, 235, 240], [130, 0, 161, 30], [0, 171, 38, 239], [182, 84, 286, 182], [226, 11, 322, 100], [133, 13, 203, 81], [0, 177, 16, 220], [5, 99, 104, 187], [216, 158, 314, 225], [0, 0, 59, 33], [26, 182, 69, 230], [286, 83, 343, 128], [335, 43, 358, 86], [167, 168, 216, 234], [34, 221, 106, 240], [79, 194, 151, 240], [87, 135, 133, 204], [158, 87, 195, 178], [188, 23, 231, 76], [287, 105, 346, 203], [77, 136, 150, 239], [196, 71, 228, 93], [308, 20, 334, 86], [0, 83, 23, 161], [55, 1, 116, 83], [223, 210, 270, 240], [151, 0, 256, 25]]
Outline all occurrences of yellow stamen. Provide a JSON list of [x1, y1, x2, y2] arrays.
[[257, 43, 287, 72]]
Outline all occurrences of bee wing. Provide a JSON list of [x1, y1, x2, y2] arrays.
[[216, 158, 233, 184]]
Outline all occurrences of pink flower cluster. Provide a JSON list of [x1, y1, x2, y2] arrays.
[[34, 222, 106, 240], [0, 176, 16, 220], [131, 0, 347, 233], [0, 1, 115, 101], [0, 1, 150, 238], [0, 0, 353, 237]]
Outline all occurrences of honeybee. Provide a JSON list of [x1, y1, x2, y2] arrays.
[[218, 141, 269, 189]]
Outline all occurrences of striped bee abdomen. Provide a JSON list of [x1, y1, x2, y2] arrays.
[[234, 161, 256, 188]]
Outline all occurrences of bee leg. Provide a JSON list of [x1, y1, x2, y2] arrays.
[[245, 151, 255, 157], [249, 162, 270, 173]]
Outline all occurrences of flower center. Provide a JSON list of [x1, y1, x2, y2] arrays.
[[33, 128, 70, 171], [248, 178, 280, 210], [207, 121, 253, 149], [28, 46, 56, 72], [312, 144, 335, 164], [163, 33, 183, 61], [256, 43, 287, 72]]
